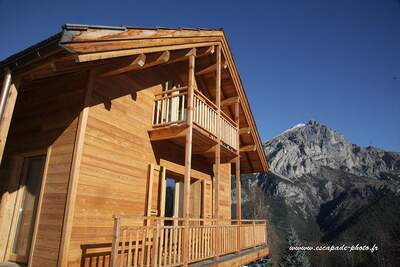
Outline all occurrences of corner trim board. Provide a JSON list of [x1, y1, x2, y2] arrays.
[[57, 69, 96, 267]]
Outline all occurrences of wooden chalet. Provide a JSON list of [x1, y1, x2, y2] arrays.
[[0, 24, 269, 267]]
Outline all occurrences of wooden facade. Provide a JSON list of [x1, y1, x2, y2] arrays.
[[0, 24, 269, 267]]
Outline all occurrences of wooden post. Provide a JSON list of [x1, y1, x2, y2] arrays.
[[0, 76, 18, 164], [214, 45, 222, 260], [235, 101, 241, 253], [182, 54, 195, 267], [111, 216, 121, 267]]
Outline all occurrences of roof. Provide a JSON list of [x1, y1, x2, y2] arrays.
[[0, 24, 269, 173]]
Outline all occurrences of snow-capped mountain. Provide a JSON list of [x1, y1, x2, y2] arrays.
[[239, 120, 400, 267]]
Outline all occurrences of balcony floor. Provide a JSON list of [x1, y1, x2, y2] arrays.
[[189, 245, 269, 267], [148, 123, 237, 163]]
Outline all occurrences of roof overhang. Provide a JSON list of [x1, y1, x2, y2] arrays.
[[0, 24, 269, 173]]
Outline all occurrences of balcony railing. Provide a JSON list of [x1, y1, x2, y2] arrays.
[[110, 217, 267, 267], [152, 87, 238, 150]]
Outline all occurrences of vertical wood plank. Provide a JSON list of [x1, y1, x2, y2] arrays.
[[133, 229, 139, 267]]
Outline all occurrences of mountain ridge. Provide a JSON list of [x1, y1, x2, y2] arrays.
[[239, 120, 400, 266]]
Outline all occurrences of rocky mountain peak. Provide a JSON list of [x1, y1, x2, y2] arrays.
[[265, 120, 400, 180]]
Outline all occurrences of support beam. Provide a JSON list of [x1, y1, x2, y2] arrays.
[[100, 53, 146, 77], [100, 51, 169, 77], [221, 96, 239, 107], [182, 54, 195, 267], [214, 45, 222, 261], [239, 127, 251, 135], [197, 45, 215, 56], [0, 69, 18, 164], [196, 63, 217, 76], [195, 60, 227, 76], [240, 145, 257, 153], [168, 48, 196, 62]]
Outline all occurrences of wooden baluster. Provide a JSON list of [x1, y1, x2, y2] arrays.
[[178, 227, 182, 264], [158, 227, 164, 266], [146, 228, 152, 265], [163, 228, 168, 265], [134, 229, 139, 267], [195, 227, 199, 260], [119, 229, 126, 267], [140, 229, 145, 267], [128, 231, 133, 267], [169, 228, 173, 265], [152, 221, 160, 267]]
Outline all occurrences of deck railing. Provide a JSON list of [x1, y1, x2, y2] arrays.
[[153, 87, 188, 127], [110, 217, 267, 267], [152, 88, 238, 150], [220, 113, 238, 150], [193, 92, 218, 137]]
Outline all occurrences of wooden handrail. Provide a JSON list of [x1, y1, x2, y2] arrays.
[[154, 86, 188, 97]]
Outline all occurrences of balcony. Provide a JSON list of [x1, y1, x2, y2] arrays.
[[149, 87, 238, 161], [110, 216, 268, 267]]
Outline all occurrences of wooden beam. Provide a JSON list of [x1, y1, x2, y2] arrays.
[[196, 63, 216, 76], [239, 127, 251, 135], [58, 69, 96, 267], [182, 54, 195, 267], [99, 53, 146, 77], [223, 60, 228, 69], [240, 145, 256, 153], [196, 59, 227, 76], [100, 51, 170, 77], [221, 96, 239, 107], [168, 48, 196, 61], [148, 125, 187, 141], [0, 79, 18, 164], [197, 45, 215, 56]]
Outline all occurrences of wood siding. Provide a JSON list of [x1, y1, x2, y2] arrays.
[[67, 70, 228, 267], [0, 72, 85, 266]]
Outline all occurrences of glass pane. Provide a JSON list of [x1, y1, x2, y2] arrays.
[[165, 178, 176, 218], [12, 156, 45, 259]]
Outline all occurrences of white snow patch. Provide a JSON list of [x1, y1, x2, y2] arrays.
[[282, 123, 306, 134]]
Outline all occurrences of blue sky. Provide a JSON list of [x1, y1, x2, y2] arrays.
[[1, 0, 399, 151]]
